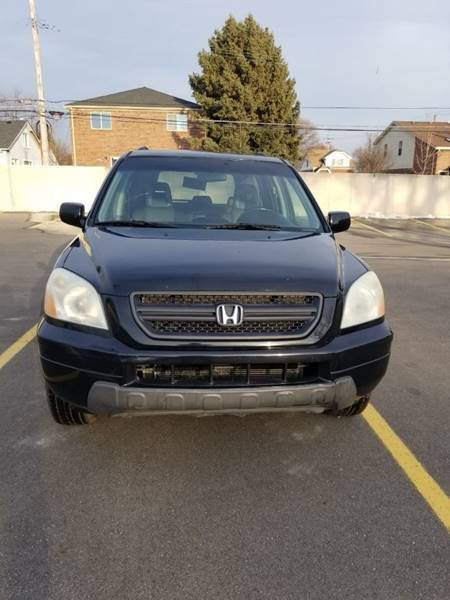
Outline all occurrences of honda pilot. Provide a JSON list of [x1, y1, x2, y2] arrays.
[[38, 150, 392, 424]]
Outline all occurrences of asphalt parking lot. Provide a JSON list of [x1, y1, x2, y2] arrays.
[[0, 213, 449, 600]]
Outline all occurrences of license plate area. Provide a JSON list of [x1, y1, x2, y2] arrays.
[[135, 362, 319, 387]]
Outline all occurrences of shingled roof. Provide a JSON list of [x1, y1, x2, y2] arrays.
[[67, 86, 198, 109], [0, 120, 27, 150], [376, 121, 450, 148]]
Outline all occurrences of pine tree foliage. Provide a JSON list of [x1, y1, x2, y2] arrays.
[[189, 15, 301, 162]]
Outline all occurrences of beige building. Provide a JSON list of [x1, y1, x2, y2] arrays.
[[67, 87, 199, 166], [374, 121, 450, 175]]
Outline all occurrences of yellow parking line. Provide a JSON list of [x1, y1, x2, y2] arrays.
[[363, 404, 450, 531], [0, 324, 37, 370], [353, 220, 393, 237], [415, 219, 450, 235], [1, 324, 449, 531]]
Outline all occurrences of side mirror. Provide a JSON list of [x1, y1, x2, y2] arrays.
[[60, 203, 85, 228], [328, 211, 351, 233]]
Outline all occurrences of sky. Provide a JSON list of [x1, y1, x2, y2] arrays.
[[1, 0, 449, 151]]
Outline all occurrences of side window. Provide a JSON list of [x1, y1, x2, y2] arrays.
[[281, 176, 321, 229], [271, 177, 289, 217], [97, 170, 131, 221], [91, 112, 112, 130], [285, 179, 307, 218], [398, 140, 403, 156], [167, 114, 188, 132]]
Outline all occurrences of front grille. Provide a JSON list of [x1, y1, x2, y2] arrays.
[[135, 362, 319, 387], [151, 319, 308, 337], [132, 292, 322, 341], [136, 294, 314, 306]]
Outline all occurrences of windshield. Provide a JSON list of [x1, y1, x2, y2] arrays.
[[95, 156, 324, 231]]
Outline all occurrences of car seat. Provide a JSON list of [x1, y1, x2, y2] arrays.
[[132, 182, 174, 222]]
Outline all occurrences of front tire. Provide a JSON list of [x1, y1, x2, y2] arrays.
[[331, 395, 370, 417], [45, 384, 97, 425]]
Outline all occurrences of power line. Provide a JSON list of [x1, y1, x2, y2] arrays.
[[3, 109, 450, 136], [301, 106, 450, 111], [1, 97, 450, 111]]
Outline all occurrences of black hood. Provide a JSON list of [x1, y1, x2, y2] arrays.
[[63, 228, 343, 297]]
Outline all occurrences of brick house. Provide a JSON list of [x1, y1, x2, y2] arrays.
[[67, 87, 199, 166], [374, 121, 450, 175]]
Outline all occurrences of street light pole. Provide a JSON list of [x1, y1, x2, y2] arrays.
[[29, 0, 50, 165]]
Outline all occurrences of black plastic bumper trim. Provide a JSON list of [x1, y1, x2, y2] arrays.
[[330, 352, 391, 375]]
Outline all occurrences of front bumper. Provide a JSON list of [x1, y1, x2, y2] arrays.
[[38, 319, 392, 416], [87, 377, 357, 416]]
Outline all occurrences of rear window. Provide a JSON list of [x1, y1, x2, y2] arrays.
[[95, 156, 323, 231]]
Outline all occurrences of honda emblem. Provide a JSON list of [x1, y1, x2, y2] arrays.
[[216, 304, 244, 326]]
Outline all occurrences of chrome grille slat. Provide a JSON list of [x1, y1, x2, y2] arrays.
[[132, 292, 322, 340]]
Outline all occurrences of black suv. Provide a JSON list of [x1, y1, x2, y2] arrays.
[[38, 150, 392, 424]]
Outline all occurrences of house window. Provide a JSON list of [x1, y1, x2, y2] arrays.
[[23, 132, 30, 148], [398, 140, 403, 156], [11, 158, 19, 165], [384, 144, 387, 157], [167, 113, 188, 132], [90, 112, 112, 130], [23, 160, 33, 166]]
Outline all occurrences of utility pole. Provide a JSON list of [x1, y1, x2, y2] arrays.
[[29, 0, 49, 165]]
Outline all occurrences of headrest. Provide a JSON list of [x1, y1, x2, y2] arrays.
[[191, 195, 213, 211], [151, 182, 172, 205], [234, 184, 259, 209]]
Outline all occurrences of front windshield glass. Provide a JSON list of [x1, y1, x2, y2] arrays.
[[95, 156, 324, 231]]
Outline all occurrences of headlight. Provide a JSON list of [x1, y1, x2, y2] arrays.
[[44, 268, 108, 330], [341, 271, 385, 330]]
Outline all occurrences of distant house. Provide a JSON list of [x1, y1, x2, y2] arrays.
[[374, 121, 450, 175], [300, 145, 330, 171], [0, 120, 43, 166], [300, 146, 353, 173], [66, 86, 200, 166]]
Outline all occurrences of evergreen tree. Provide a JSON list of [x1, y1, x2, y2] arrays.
[[189, 15, 301, 162]]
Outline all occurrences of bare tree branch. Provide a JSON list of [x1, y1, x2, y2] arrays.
[[0, 89, 36, 120], [413, 135, 437, 174], [353, 135, 392, 173], [298, 119, 320, 162]]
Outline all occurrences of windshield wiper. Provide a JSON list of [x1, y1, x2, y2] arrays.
[[96, 220, 179, 228], [207, 223, 283, 231]]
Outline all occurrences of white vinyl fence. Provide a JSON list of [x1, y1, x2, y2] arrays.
[[0, 166, 108, 213], [0, 166, 449, 217], [302, 172, 450, 218]]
